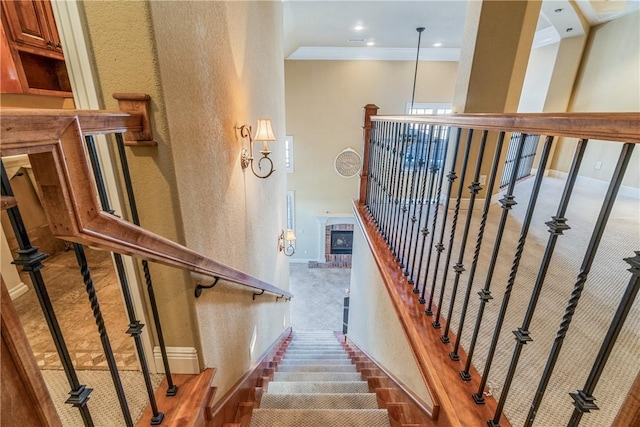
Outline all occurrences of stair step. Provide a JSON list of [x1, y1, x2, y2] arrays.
[[283, 353, 350, 360], [274, 372, 363, 382], [267, 381, 369, 394], [277, 364, 357, 373], [285, 350, 348, 355], [279, 359, 353, 365], [259, 393, 379, 409], [249, 408, 390, 427]]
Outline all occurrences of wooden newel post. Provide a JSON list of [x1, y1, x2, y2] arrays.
[[359, 103, 379, 205]]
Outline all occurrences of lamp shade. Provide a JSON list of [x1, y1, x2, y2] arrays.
[[285, 229, 296, 242], [254, 119, 276, 141]]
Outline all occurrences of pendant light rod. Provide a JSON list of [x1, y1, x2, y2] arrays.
[[410, 26, 426, 112]]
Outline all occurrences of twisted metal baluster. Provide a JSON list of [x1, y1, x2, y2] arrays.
[[390, 123, 410, 255], [525, 142, 635, 427], [566, 251, 639, 426], [74, 243, 134, 426], [434, 129, 474, 333], [444, 130, 488, 351], [488, 138, 588, 427], [417, 126, 448, 300], [409, 124, 437, 290], [425, 127, 462, 316], [400, 124, 427, 272], [1, 162, 94, 426]]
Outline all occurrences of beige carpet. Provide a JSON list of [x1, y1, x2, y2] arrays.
[[41, 369, 163, 426], [416, 175, 639, 426], [250, 330, 390, 427]]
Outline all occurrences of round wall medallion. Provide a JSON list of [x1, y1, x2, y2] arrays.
[[334, 148, 361, 178]]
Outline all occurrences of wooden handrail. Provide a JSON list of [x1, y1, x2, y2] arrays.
[[0, 108, 292, 299], [373, 112, 640, 143]]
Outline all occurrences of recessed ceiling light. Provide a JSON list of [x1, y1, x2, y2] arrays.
[[566, 27, 573, 32], [348, 38, 366, 43], [366, 41, 375, 46], [354, 25, 364, 31], [555, 8, 563, 13], [433, 42, 442, 47]]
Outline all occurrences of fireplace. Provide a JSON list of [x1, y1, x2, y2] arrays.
[[330, 230, 353, 255]]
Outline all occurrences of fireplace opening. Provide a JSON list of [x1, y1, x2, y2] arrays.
[[330, 230, 353, 255]]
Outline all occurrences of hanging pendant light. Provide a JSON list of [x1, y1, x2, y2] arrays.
[[410, 27, 426, 113]]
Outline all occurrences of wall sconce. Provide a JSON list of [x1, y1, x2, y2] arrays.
[[235, 119, 277, 178], [278, 229, 296, 256]]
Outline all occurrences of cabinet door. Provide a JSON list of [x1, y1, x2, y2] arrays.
[[1, 0, 54, 51]]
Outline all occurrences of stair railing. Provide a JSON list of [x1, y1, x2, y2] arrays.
[[355, 106, 639, 426], [1, 103, 292, 426]]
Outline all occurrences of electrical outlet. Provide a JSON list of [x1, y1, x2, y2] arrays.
[[479, 175, 487, 185], [595, 161, 602, 170]]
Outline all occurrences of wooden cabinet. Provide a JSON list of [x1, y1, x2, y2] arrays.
[[2, 0, 61, 53], [1, 0, 71, 97]]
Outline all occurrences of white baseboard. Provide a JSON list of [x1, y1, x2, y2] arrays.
[[153, 346, 200, 374], [547, 170, 640, 199], [9, 282, 28, 300]]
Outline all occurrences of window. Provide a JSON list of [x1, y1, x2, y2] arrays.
[[286, 191, 295, 230], [284, 136, 294, 173], [402, 103, 452, 171]]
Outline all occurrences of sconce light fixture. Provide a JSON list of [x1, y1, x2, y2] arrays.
[[278, 229, 296, 256], [235, 119, 277, 178]]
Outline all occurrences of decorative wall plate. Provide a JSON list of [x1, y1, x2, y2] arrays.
[[334, 147, 361, 178]]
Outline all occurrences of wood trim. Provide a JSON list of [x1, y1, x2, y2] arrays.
[[208, 327, 292, 426], [112, 93, 157, 146], [353, 202, 511, 427], [135, 368, 217, 427], [0, 111, 293, 299], [372, 113, 640, 143], [1, 277, 62, 427], [341, 334, 435, 424], [613, 369, 640, 427], [359, 104, 379, 204]]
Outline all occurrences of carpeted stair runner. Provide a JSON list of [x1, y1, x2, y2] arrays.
[[250, 330, 391, 427]]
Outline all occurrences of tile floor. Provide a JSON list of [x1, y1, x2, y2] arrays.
[[14, 246, 139, 371], [289, 262, 351, 331]]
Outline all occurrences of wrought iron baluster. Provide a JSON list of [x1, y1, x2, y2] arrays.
[[385, 122, 403, 244], [488, 138, 588, 427], [458, 132, 505, 381], [524, 142, 635, 427], [73, 243, 134, 426], [365, 121, 378, 216], [115, 133, 177, 396], [416, 127, 448, 298], [399, 124, 425, 271], [566, 251, 639, 427], [408, 124, 436, 288], [433, 129, 474, 333], [425, 127, 462, 317], [380, 122, 395, 237], [85, 136, 164, 424], [1, 162, 94, 427], [446, 130, 488, 356], [390, 123, 410, 256], [395, 124, 414, 265]]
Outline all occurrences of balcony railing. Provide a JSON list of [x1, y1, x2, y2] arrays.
[[355, 105, 639, 426], [0, 101, 292, 426]]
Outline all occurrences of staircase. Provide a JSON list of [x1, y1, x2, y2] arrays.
[[249, 330, 392, 427]]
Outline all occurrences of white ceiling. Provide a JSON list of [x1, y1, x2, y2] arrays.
[[283, 0, 640, 61]]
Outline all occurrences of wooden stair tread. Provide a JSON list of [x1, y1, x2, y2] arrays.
[[135, 368, 216, 427]]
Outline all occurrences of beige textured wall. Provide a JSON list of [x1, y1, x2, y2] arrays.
[[551, 12, 640, 189], [285, 60, 458, 260], [81, 1, 197, 349], [348, 222, 434, 409], [148, 1, 290, 401]]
